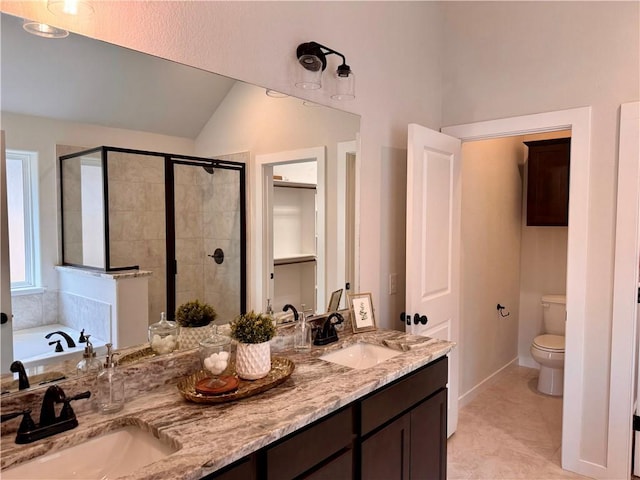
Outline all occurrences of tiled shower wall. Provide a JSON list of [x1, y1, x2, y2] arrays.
[[108, 151, 166, 325], [174, 152, 244, 323], [204, 152, 246, 323]]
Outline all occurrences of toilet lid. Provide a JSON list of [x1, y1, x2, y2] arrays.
[[533, 334, 565, 352]]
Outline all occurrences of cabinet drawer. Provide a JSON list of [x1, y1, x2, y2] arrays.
[[267, 406, 354, 479], [361, 356, 447, 436]]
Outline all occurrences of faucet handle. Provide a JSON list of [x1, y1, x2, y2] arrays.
[[1, 409, 36, 433], [59, 391, 91, 421], [49, 340, 64, 352]]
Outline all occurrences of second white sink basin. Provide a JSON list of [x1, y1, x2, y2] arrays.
[[2, 425, 178, 479], [320, 342, 401, 370]]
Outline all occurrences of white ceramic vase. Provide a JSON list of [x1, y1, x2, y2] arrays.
[[235, 341, 271, 380], [179, 324, 215, 350]]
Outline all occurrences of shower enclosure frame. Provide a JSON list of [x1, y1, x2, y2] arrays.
[[59, 146, 247, 317]]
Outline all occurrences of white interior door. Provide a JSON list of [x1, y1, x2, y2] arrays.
[[1, 131, 14, 373], [406, 123, 461, 437]]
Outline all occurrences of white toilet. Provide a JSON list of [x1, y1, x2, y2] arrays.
[[530, 294, 566, 396]]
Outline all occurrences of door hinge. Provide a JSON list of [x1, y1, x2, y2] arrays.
[[633, 414, 640, 431]]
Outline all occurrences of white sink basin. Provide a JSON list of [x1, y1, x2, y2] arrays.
[[320, 342, 401, 370], [2, 425, 178, 479]]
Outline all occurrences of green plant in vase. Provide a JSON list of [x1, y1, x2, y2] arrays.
[[230, 311, 276, 380], [176, 300, 217, 349]]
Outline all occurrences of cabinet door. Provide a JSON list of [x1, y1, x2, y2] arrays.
[[525, 138, 570, 226], [361, 414, 410, 480], [409, 389, 447, 480]]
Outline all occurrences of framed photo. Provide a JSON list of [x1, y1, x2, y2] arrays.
[[327, 288, 343, 312], [348, 292, 376, 333]]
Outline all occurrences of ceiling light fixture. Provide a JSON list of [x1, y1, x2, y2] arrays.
[[22, 19, 69, 38], [295, 41, 355, 100], [265, 89, 289, 98], [47, 0, 94, 17]]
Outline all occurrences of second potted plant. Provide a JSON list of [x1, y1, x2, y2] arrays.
[[176, 300, 217, 350], [230, 311, 276, 380]]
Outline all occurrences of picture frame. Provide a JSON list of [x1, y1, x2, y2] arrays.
[[327, 288, 343, 312], [347, 292, 376, 333]]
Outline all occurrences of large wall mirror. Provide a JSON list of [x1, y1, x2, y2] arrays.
[[0, 12, 360, 392]]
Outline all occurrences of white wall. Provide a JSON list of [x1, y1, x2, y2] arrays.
[[442, 1, 639, 469], [459, 136, 523, 398], [0, 0, 444, 330], [1, 112, 195, 292], [194, 81, 359, 313]]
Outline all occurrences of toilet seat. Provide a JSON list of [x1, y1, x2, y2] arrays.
[[533, 334, 565, 352]]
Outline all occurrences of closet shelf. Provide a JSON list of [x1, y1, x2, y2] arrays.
[[274, 180, 316, 190], [274, 254, 316, 266]]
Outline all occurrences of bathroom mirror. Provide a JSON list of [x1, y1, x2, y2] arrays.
[[0, 12, 360, 392]]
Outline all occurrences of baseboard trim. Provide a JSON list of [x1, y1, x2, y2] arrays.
[[518, 356, 540, 369], [458, 357, 519, 409]]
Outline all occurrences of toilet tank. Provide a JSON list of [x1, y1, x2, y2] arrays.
[[541, 294, 566, 335]]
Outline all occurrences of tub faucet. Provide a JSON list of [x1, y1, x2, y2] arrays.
[[45, 330, 76, 348], [10, 360, 30, 390]]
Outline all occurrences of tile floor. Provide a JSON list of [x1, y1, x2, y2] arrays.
[[447, 365, 592, 479]]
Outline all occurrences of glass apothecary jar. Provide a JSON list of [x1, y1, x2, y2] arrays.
[[148, 312, 180, 354], [199, 334, 232, 377]]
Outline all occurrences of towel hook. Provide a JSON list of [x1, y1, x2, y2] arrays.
[[496, 304, 510, 317]]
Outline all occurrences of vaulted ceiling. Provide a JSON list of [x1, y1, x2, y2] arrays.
[[1, 13, 236, 139]]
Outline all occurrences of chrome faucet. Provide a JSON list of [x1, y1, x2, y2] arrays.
[[10, 360, 30, 390], [45, 331, 76, 348], [1, 385, 91, 444]]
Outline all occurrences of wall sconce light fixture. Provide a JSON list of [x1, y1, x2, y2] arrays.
[[296, 41, 355, 100]]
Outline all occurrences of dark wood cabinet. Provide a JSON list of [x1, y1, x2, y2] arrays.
[[360, 357, 448, 480], [203, 357, 448, 480], [361, 412, 410, 480], [525, 138, 570, 226], [409, 389, 447, 480], [266, 406, 354, 479]]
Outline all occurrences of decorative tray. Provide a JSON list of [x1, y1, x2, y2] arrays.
[[118, 347, 157, 366], [177, 357, 295, 404]]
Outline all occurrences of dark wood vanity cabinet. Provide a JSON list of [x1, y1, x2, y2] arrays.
[[204, 356, 448, 480], [360, 356, 448, 480], [524, 137, 571, 226]]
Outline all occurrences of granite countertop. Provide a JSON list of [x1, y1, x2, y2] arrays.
[[0, 329, 454, 480]]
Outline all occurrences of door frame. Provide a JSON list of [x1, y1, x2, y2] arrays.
[[443, 107, 601, 477], [252, 147, 326, 313], [611, 101, 640, 479]]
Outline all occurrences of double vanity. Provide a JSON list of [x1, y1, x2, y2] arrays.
[[0, 328, 453, 480]]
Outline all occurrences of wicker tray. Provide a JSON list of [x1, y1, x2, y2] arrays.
[[177, 357, 295, 404]]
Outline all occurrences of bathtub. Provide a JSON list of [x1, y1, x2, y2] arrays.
[[13, 324, 108, 370]]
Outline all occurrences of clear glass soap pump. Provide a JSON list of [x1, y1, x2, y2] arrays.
[[96, 343, 125, 414], [294, 304, 312, 351], [76, 335, 103, 376]]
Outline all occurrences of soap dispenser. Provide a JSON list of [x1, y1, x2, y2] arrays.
[[96, 343, 125, 414], [294, 304, 312, 351], [76, 335, 103, 376]]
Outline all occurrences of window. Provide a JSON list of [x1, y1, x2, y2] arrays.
[[6, 150, 40, 292]]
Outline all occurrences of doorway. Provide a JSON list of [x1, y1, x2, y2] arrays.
[[442, 107, 603, 477]]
